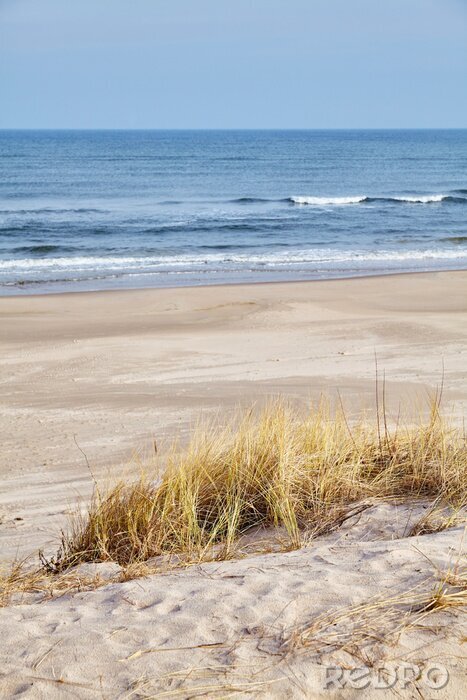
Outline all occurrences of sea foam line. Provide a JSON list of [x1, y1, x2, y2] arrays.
[[1, 248, 467, 273]]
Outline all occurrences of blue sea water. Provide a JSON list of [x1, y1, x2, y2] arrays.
[[0, 129, 466, 294]]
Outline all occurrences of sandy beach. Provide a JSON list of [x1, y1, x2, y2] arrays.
[[1, 270, 466, 559], [1, 271, 466, 698]]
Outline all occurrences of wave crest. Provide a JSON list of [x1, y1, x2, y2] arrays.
[[289, 194, 465, 206], [290, 196, 367, 206], [391, 195, 447, 203]]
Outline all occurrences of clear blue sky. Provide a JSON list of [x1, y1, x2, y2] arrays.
[[1, 0, 466, 129]]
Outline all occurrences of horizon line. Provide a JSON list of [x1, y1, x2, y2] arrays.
[[1, 127, 467, 132]]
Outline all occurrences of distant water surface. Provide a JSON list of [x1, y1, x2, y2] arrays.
[[0, 129, 466, 294]]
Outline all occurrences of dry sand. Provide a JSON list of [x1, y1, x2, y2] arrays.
[[1, 506, 466, 699], [0, 271, 466, 698]]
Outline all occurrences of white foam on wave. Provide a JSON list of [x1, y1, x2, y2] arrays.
[[291, 196, 367, 206], [392, 195, 447, 203], [2, 248, 467, 277], [0, 256, 148, 270], [290, 194, 450, 205]]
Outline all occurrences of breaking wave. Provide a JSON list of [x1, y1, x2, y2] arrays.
[[2, 248, 467, 274], [289, 194, 466, 205], [389, 195, 448, 204], [290, 196, 367, 205]]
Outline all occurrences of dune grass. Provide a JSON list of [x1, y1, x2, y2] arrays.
[[40, 396, 466, 572], [281, 562, 466, 668], [0, 558, 114, 607], [409, 499, 466, 536]]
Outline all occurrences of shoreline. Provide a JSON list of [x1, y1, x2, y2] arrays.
[[2, 264, 467, 300]]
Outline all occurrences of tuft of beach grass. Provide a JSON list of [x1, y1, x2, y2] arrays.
[[41, 396, 466, 572]]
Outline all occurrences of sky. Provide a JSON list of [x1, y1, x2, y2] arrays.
[[1, 0, 467, 129]]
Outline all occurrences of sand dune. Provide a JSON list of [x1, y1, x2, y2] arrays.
[[1, 505, 466, 698]]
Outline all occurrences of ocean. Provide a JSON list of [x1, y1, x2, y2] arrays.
[[0, 129, 466, 295]]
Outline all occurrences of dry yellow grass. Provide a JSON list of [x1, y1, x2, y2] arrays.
[[409, 499, 466, 536], [280, 556, 466, 667], [0, 558, 107, 607], [41, 396, 466, 571]]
